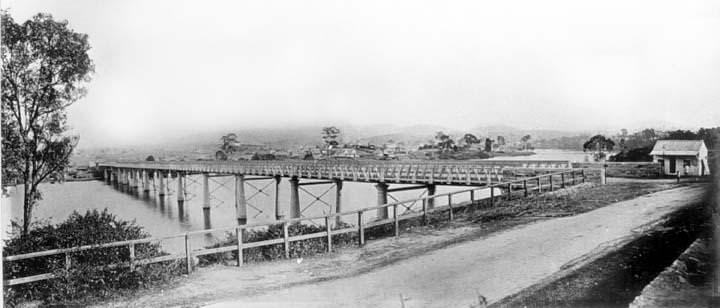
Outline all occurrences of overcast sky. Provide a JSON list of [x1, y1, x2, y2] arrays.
[[4, 0, 720, 147]]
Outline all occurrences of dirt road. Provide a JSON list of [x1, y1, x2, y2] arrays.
[[203, 185, 705, 308]]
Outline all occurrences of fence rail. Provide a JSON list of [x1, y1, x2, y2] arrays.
[[3, 169, 585, 286]]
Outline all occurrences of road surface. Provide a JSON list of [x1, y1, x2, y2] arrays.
[[203, 185, 705, 308]]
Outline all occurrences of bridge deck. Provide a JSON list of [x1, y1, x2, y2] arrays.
[[100, 160, 571, 186]]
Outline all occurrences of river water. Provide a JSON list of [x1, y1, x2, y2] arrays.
[[1, 149, 588, 252]]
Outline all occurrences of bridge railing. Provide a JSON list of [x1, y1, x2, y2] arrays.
[[99, 159, 572, 185], [3, 169, 586, 286]]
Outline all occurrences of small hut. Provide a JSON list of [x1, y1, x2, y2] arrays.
[[649, 140, 710, 176]]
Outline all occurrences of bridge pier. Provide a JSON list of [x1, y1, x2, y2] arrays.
[[235, 175, 247, 225], [177, 172, 185, 203], [158, 171, 166, 196], [132, 170, 140, 191], [274, 175, 283, 220], [289, 177, 300, 219], [142, 170, 150, 193], [376, 182, 389, 219], [103, 169, 109, 183], [202, 173, 211, 220]]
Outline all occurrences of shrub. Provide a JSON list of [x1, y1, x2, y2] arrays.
[[3, 209, 182, 306]]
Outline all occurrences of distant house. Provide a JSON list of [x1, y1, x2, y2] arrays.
[[334, 149, 359, 159], [649, 140, 710, 176]]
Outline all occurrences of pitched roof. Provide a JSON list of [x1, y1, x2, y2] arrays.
[[649, 140, 705, 156]]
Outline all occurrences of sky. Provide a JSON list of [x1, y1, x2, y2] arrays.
[[3, 0, 720, 148]]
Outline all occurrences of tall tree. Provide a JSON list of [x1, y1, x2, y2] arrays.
[[484, 138, 493, 152], [583, 135, 615, 161], [2, 12, 94, 235], [321, 126, 341, 149], [520, 134, 532, 150], [434, 131, 455, 152], [219, 133, 239, 154]]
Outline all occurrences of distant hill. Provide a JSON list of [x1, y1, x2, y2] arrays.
[[76, 123, 598, 162]]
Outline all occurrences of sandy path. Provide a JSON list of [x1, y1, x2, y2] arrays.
[[204, 185, 705, 308]]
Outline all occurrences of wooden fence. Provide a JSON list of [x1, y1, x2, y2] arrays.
[[3, 169, 585, 286]]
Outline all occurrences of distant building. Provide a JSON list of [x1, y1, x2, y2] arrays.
[[649, 140, 710, 176], [334, 149, 359, 159]]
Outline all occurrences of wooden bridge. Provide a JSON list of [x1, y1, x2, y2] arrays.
[[97, 159, 573, 225], [99, 159, 571, 185]]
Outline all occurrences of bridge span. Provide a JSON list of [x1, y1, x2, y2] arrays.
[[98, 160, 572, 225]]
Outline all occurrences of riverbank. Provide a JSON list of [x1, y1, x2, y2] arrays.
[[92, 180, 693, 308]]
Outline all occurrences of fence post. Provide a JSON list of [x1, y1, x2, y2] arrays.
[[358, 211, 365, 246], [523, 180, 528, 197], [572, 171, 576, 185], [65, 252, 72, 271], [448, 195, 454, 221], [393, 204, 399, 238], [490, 186, 494, 207], [422, 198, 428, 225], [184, 233, 192, 274], [283, 222, 290, 258], [538, 177, 542, 193], [581, 169, 585, 183], [129, 242, 136, 271], [470, 190, 475, 202], [549, 174, 553, 191], [236, 227, 243, 266], [507, 183, 512, 201], [325, 216, 332, 252], [561, 173, 565, 188]]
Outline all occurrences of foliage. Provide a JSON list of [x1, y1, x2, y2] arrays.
[[533, 135, 590, 150], [484, 138, 493, 152], [1, 12, 94, 235], [3, 209, 180, 306], [215, 150, 228, 161], [696, 127, 720, 150], [461, 133, 480, 147], [610, 145, 653, 162], [583, 135, 615, 161], [496, 136, 506, 146], [321, 126, 341, 148], [219, 133, 239, 154], [251, 153, 276, 160], [435, 131, 455, 152], [145, 155, 155, 161], [520, 134, 532, 150], [661, 127, 720, 150]]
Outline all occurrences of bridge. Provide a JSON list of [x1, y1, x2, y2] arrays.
[[98, 159, 572, 225]]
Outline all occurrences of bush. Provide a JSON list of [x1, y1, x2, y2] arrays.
[[3, 209, 182, 306]]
